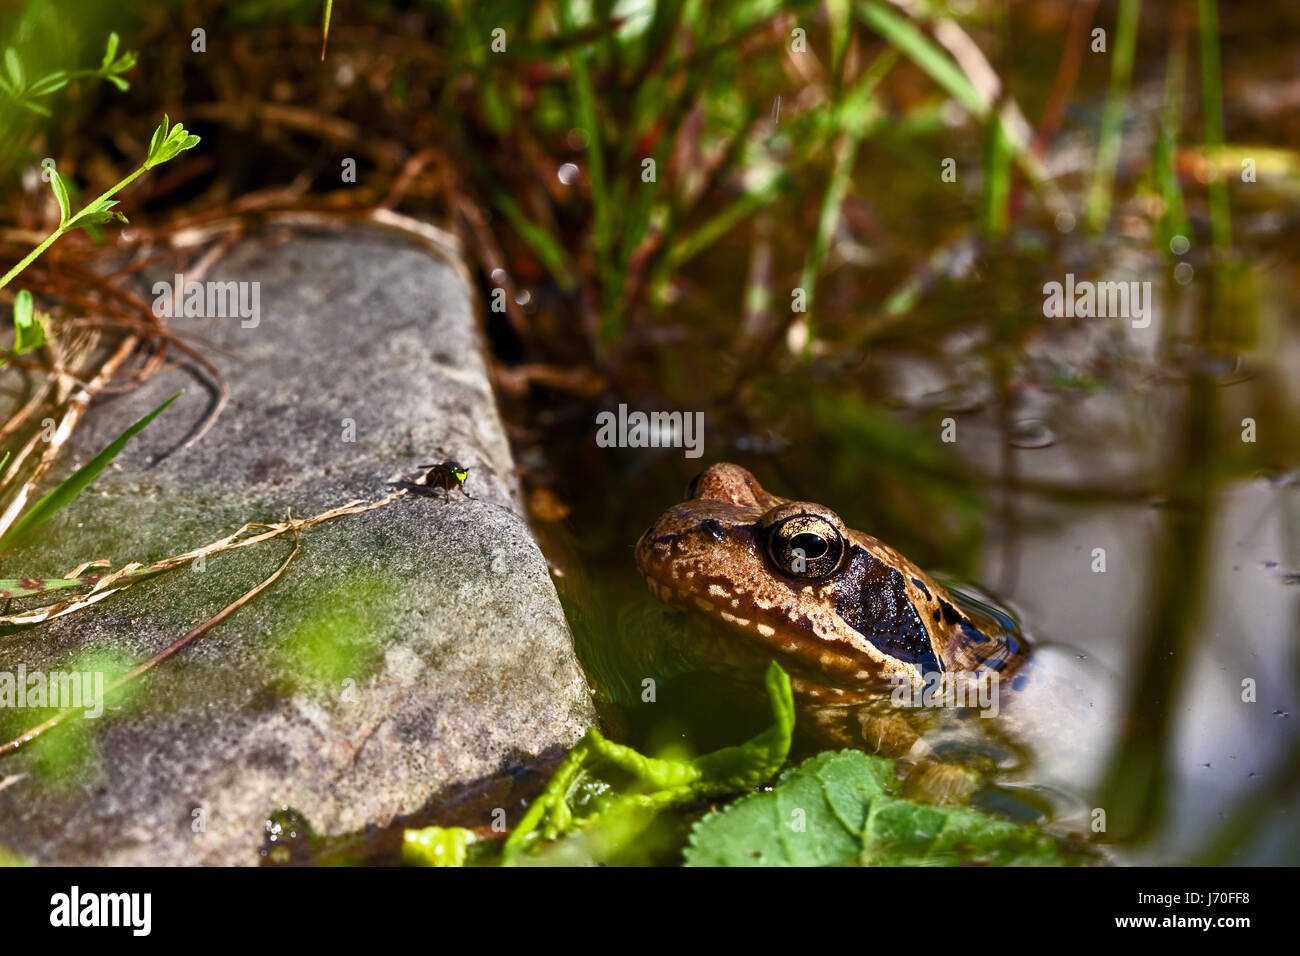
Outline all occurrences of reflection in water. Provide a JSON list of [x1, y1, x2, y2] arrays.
[[512, 10, 1300, 862], [535, 253, 1298, 864]]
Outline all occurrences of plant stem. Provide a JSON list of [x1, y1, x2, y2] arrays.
[[0, 164, 147, 292]]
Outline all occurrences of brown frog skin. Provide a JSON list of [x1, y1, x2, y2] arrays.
[[635, 463, 1114, 805]]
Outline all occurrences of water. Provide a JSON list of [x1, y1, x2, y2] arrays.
[[486, 4, 1300, 865], [513, 218, 1300, 868]]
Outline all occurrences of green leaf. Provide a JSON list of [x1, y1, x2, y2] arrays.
[[4, 48, 24, 92], [0, 573, 99, 599], [11, 288, 46, 355], [12, 288, 32, 330], [17, 98, 52, 117], [105, 74, 129, 92], [0, 392, 181, 557], [147, 115, 169, 163], [67, 198, 125, 230], [49, 171, 71, 226], [685, 751, 1101, 867], [101, 31, 120, 70], [27, 70, 69, 96], [499, 661, 795, 864], [403, 826, 473, 867], [143, 116, 200, 169]]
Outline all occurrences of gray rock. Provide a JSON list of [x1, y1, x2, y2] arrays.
[[0, 228, 595, 864]]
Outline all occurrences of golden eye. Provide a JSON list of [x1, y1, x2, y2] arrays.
[[765, 513, 845, 580]]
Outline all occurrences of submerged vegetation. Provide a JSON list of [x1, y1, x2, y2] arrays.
[[403, 664, 1098, 867]]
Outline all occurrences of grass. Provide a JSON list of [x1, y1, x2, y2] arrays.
[[1153, 18, 1190, 251], [1197, 0, 1231, 250], [1085, 0, 1141, 232]]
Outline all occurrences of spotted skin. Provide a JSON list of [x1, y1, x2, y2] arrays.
[[635, 463, 1114, 805], [635, 463, 1024, 692]]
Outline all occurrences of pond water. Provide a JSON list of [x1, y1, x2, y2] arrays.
[[508, 38, 1300, 863], [519, 245, 1297, 865]]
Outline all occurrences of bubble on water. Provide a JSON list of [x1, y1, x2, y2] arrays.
[[1054, 210, 1076, 233], [558, 162, 580, 185], [1008, 418, 1056, 448], [1174, 261, 1195, 285], [1169, 234, 1190, 255], [490, 267, 508, 285], [514, 289, 532, 306]]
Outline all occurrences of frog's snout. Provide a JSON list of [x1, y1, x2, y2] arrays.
[[681, 463, 778, 509]]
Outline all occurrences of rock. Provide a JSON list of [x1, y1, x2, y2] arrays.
[[0, 227, 595, 865]]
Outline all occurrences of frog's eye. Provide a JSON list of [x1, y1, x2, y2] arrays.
[[764, 513, 845, 580]]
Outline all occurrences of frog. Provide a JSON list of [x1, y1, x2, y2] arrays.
[[634, 462, 1116, 809]]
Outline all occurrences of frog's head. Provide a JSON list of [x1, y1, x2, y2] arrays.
[[635, 463, 1023, 690]]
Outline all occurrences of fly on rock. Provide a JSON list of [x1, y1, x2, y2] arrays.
[[417, 460, 471, 499]]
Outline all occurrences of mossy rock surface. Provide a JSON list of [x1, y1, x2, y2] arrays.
[[0, 228, 595, 865]]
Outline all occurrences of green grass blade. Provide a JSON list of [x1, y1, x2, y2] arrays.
[[857, 0, 983, 115], [560, 6, 611, 281], [321, 0, 333, 60], [797, 50, 896, 346], [1085, 0, 1140, 232], [1197, 0, 1231, 250], [856, 0, 1065, 216], [656, 171, 788, 282], [1154, 30, 1190, 250], [0, 392, 180, 558], [488, 189, 578, 292], [980, 111, 1012, 237]]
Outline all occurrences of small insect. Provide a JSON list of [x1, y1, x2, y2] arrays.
[[417, 460, 471, 498]]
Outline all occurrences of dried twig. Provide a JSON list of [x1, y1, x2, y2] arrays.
[[0, 536, 302, 758], [0, 488, 407, 626]]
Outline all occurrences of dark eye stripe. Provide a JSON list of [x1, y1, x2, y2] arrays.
[[832, 547, 940, 673]]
